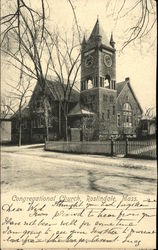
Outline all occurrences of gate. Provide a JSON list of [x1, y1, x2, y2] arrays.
[[111, 138, 156, 159], [113, 140, 126, 156]]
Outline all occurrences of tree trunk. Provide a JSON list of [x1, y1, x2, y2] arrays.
[[46, 123, 49, 141], [18, 120, 22, 146], [64, 102, 69, 141], [43, 97, 49, 141], [65, 115, 68, 141], [59, 102, 61, 137]]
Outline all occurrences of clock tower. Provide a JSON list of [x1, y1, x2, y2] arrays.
[[80, 19, 118, 140]]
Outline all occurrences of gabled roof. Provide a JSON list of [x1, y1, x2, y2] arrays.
[[116, 80, 143, 113], [115, 81, 126, 96], [68, 103, 94, 117], [88, 19, 113, 49], [29, 79, 80, 105], [46, 80, 80, 102], [11, 105, 30, 119], [0, 112, 12, 120]]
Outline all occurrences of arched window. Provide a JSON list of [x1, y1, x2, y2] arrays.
[[104, 74, 111, 88], [123, 103, 131, 111], [123, 103, 132, 127], [87, 78, 93, 89]]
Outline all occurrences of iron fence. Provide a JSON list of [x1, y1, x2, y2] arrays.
[[127, 139, 156, 159], [111, 138, 156, 159]]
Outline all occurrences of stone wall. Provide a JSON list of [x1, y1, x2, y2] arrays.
[[98, 88, 118, 139], [80, 87, 118, 140]]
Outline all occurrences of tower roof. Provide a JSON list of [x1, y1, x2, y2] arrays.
[[88, 19, 113, 48]]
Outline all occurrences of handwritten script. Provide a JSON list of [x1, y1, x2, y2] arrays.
[[1, 193, 156, 248]]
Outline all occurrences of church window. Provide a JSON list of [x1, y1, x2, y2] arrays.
[[111, 80, 113, 89], [113, 106, 115, 115], [37, 117, 44, 128], [100, 77, 104, 87], [123, 103, 132, 127], [48, 117, 52, 127], [81, 82, 83, 90], [104, 74, 111, 88], [102, 112, 105, 120], [91, 95, 95, 102], [23, 119, 27, 129], [107, 109, 110, 119], [117, 113, 120, 127], [32, 119, 37, 128], [87, 79, 93, 89], [126, 95, 129, 101], [84, 81, 88, 89], [37, 119, 40, 128], [110, 95, 114, 102], [95, 76, 98, 87], [103, 94, 108, 102], [105, 74, 111, 82], [142, 121, 148, 130], [104, 79, 109, 88]]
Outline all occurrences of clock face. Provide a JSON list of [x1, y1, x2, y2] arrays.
[[85, 55, 93, 67], [104, 54, 112, 67]]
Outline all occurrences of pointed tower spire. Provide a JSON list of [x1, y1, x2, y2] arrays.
[[88, 18, 113, 49], [110, 32, 115, 48], [81, 34, 87, 50], [82, 34, 86, 44]]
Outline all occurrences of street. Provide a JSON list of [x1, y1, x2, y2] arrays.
[[1, 145, 157, 195]]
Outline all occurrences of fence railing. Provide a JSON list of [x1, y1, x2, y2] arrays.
[[45, 138, 156, 159], [127, 139, 156, 159]]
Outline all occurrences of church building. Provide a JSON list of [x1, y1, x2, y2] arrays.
[[11, 19, 143, 143], [68, 19, 142, 141]]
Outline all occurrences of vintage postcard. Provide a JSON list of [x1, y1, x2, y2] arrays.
[[1, 0, 157, 249]]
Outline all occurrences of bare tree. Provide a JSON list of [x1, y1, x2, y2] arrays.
[[106, 0, 157, 50], [1, 0, 83, 142], [4, 73, 33, 146], [1, 96, 16, 118], [144, 107, 155, 119], [1, 0, 55, 141], [47, 28, 81, 140]]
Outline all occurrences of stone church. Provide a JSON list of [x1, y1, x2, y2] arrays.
[[68, 19, 142, 141], [11, 19, 143, 143]]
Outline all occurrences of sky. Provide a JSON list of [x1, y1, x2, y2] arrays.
[[1, 0, 157, 113]]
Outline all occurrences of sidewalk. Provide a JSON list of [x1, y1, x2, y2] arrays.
[[1, 144, 156, 169]]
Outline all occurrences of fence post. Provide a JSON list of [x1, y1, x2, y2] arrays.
[[111, 138, 114, 156], [125, 137, 128, 156]]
